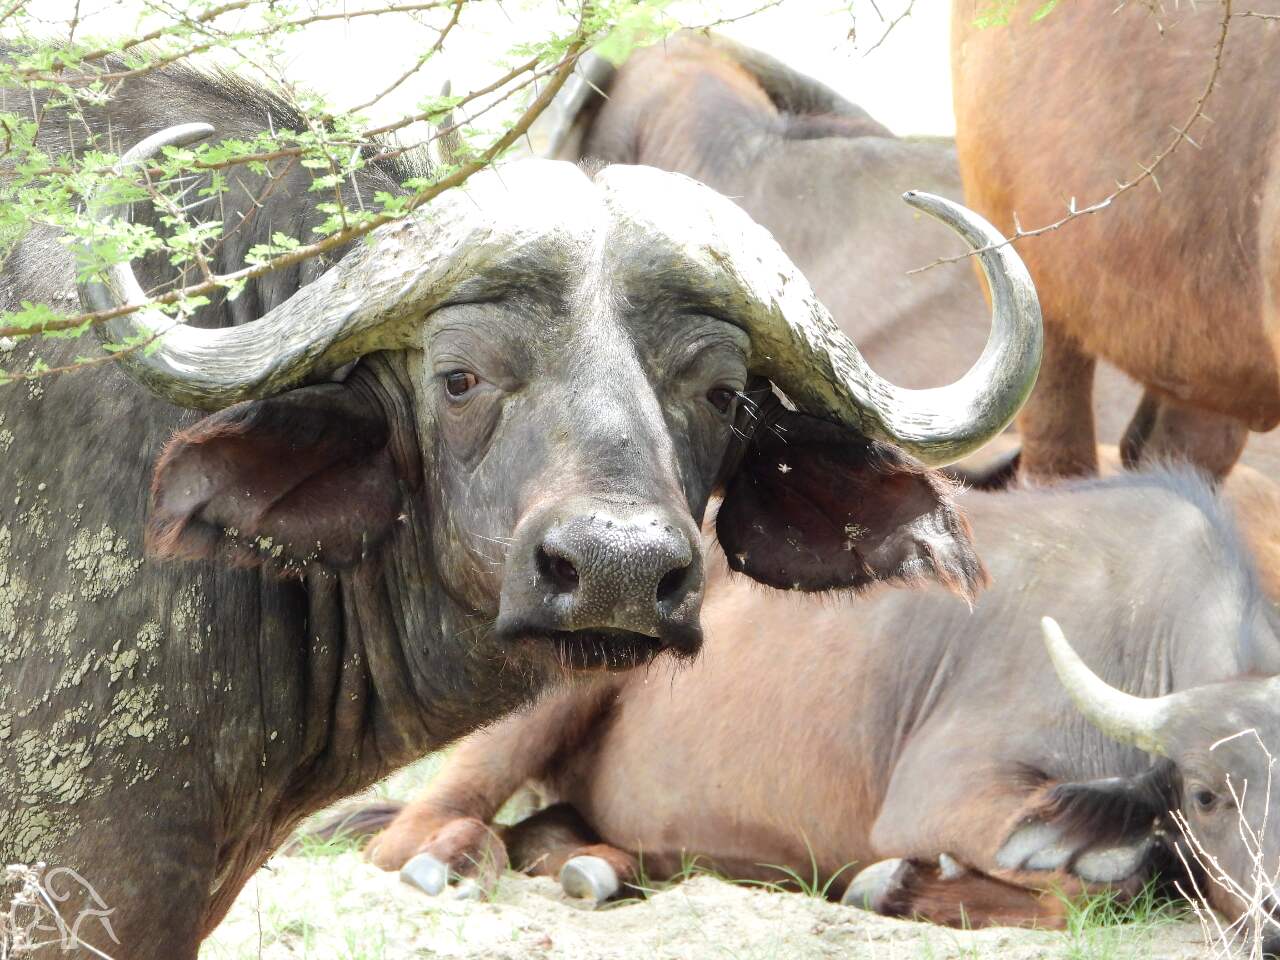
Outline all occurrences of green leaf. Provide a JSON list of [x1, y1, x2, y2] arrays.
[[1031, 0, 1060, 21]]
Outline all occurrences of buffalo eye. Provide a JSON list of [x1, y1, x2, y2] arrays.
[[444, 370, 479, 398], [707, 386, 737, 414], [1193, 788, 1218, 812]]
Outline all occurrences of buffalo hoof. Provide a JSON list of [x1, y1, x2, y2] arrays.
[[996, 822, 1072, 872], [449, 877, 484, 901], [400, 852, 450, 896], [560, 855, 620, 905], [1074, 842, 1150, 884], [937, 852, 968, 881], [841, 858, 905, 912]]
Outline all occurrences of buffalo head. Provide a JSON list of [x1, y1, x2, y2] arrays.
[[1005, 618, 1280, 952], [77, 123, 1040, 676]]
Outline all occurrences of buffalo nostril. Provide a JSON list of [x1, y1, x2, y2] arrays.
[[537, 547, 579, 593], [656, 562, 692, 606]]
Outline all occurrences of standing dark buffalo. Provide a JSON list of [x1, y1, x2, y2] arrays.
[[338, 466, 1280, 954], [0, 57, 1041, 957], [952, 0, 1280, 481]]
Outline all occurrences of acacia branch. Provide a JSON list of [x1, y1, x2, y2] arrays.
[[3, 53, 542, 194], [0, 33, 590, 341], [0, 327, 170, 386], [690, 0, 787, 28]]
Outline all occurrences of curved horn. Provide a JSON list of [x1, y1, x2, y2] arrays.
[[1040, 616, 1173, 757], [78, 122, 417, 409], [77, 128, 584, 411], [595, 166, 1041, 467], [836, 190, 1043, 466], [434, 80, 463, 168], [541, 52, 615, 160]]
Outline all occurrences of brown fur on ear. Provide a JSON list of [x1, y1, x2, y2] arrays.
[[716, 394, 988, 600], [148, 383, 403, 573]]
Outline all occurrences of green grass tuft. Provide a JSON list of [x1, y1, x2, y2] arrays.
[[1059, 881, 1191, 960]]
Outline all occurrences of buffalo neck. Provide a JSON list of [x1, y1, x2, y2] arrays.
[[201, 507, 541, 927]]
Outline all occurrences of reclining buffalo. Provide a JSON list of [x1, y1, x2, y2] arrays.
[[343, 466, 1280, 954], [0, 56, 1041, 957]]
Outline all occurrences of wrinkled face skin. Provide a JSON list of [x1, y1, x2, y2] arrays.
[[1161, 682, 1280, 948], [414, 236, 752, 670], [149, 163, 981, 687]]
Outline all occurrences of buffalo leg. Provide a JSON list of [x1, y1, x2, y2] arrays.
[[366, 678, 620, 872], [1117, 389, 1159, 469], [1121, 388, 1248, 480], [870, 750, 1156, 929], [397, 816, 510, 896], [844, 856, 1072, 929], [33, 800, 216, 960], [1017, 324, 1098, 481], [505, 802, 639, 905]]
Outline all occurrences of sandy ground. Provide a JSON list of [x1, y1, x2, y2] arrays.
[[201, 851, 1219, 960]]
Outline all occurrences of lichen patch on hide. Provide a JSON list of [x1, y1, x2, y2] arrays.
[[0, 806, 80, 866], [18, 487, 53, 547], [102, 682, 168, 745], [40, 600, 80, 662], [64, 524, 141, 601], [104, 643, 140, 685], [48, 648, 92, 699], [9, 706, 96, 809], [171, 583, 205, 651], [136, 620, 162, 652], [0, 519, 176, 865], [0, 525, 31, 654]]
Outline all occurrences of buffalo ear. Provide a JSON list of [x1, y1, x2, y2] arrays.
[[995, 764, 1178, 884], [716, 391, 986, 599], [149, 383, 404, 572]]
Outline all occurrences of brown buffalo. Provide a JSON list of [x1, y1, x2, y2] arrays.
[[326, 458, 1280, 953], [952, 1, 1280, 480]]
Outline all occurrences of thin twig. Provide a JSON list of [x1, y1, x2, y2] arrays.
[[863, 0, 915, 56], [908, 0, 1233, 275], [342, 0, 466, 117]]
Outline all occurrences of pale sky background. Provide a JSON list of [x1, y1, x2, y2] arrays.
[[27, 0, 955, 136]]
